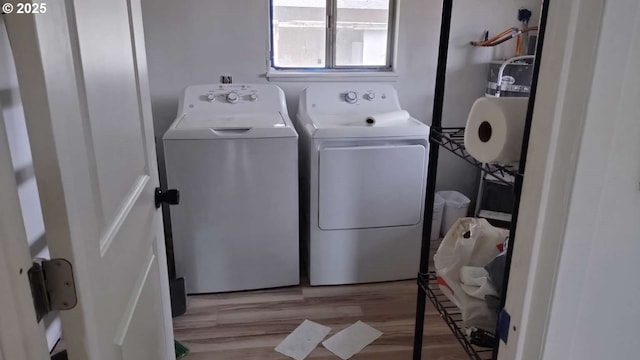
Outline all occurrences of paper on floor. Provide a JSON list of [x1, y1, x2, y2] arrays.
[[322, 321, 383, 360], [275, 320, 331, 360]]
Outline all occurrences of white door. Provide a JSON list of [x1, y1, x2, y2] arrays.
[[538, 0, 640, 358], [4, 0, 175, 359], [498, 0, 639, 359], [0, 103, 50, 360]]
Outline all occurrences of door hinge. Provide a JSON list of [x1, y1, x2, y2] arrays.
[[28, 258, 78, 322], [497, 308, 512, 344]]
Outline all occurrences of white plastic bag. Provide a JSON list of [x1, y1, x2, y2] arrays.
[[460, 266, 497, 300], [433, 218, 508, 331]]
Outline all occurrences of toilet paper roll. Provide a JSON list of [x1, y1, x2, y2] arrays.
[[464, 97, 528, 164], [365, 110, 410, 126]]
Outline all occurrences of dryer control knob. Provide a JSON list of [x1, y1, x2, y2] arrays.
[[226, 92, 239, 104], [364, 93, 376, 101], [249, 94, 258, 102], [345, 91, 358, 104], [206, 94, 215, 101]]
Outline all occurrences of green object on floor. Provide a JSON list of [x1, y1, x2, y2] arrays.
[[175, 340, 190, 359]]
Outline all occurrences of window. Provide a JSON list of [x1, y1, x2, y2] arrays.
[[270, 0, 395, 70]]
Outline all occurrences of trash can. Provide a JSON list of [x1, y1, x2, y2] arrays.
[[431, 193, 445, 240], [438, 191, 471, 237]]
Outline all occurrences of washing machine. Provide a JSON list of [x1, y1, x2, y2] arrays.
[[164, 84, 299, 294], [296, 84, 430, 286]]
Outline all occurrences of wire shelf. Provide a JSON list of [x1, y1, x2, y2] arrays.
[[418, 272, 494, 360], [431, 127, 521, 187]]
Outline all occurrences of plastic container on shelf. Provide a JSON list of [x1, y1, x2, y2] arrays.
[[438, 191, 471, 237], [431, 193, 445, 240]]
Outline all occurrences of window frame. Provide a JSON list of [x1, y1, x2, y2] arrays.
[[268, 0, 397, 72]]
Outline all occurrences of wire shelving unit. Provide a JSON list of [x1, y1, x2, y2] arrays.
[[411, 1, 551, 359]]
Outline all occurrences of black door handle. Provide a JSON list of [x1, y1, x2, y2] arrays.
[[155, 187, 180, 208]]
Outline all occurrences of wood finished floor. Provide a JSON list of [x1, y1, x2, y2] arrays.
[[173, 280, 469, 360]]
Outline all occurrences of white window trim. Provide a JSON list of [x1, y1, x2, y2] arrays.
[[265, 68, 399, 82], [266, 0, 398, 80]]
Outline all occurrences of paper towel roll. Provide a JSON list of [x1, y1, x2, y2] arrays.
[[365, 110, 410, 126], [464, 97, 528, 163]]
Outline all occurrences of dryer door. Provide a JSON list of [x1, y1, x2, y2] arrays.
[[318, 144, 426, 230]]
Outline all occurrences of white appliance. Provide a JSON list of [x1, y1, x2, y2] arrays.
[[164, 84, 299, 294], [297, 84, 430, 286]]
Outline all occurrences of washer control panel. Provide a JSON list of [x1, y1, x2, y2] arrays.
[[201, 84, 261, 104], [178, 84, 287, 117]]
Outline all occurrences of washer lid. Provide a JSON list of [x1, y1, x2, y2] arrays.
[[165, 112, 297, 139], [176, 112, 286, 129]]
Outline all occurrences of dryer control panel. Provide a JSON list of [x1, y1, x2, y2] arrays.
[[300, 84, 402, 115], [343, 90, 381, 104]]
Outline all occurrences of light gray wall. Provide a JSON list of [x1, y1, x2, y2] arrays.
[[0, 21, 61, 351], [141, 0, 540, 213]]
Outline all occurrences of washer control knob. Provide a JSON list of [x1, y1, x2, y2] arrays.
[[249, 94, 258, 102], [206, 94, 215, 101], [345, 91, 358, 104], [364, 93, 376, 101], [226, 92, 239, 104]]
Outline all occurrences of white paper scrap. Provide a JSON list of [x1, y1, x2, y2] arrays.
[[275, 320, 332, 360], [322, 321, 383, 359]]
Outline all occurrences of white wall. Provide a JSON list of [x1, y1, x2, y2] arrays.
[[0, 22, 61, 351], [541, 0, 640, 358], [141, 0, 540, 219]]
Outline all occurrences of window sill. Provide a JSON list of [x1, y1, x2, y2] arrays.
[[265, 69, 399, 82]]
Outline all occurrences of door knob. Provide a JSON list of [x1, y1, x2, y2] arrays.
[[155, 188, 180, 209]]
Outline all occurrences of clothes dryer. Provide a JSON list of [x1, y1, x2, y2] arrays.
[[296, 84, 430, 285]]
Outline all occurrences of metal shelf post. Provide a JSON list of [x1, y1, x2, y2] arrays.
[[412, 0, 453, 359]]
